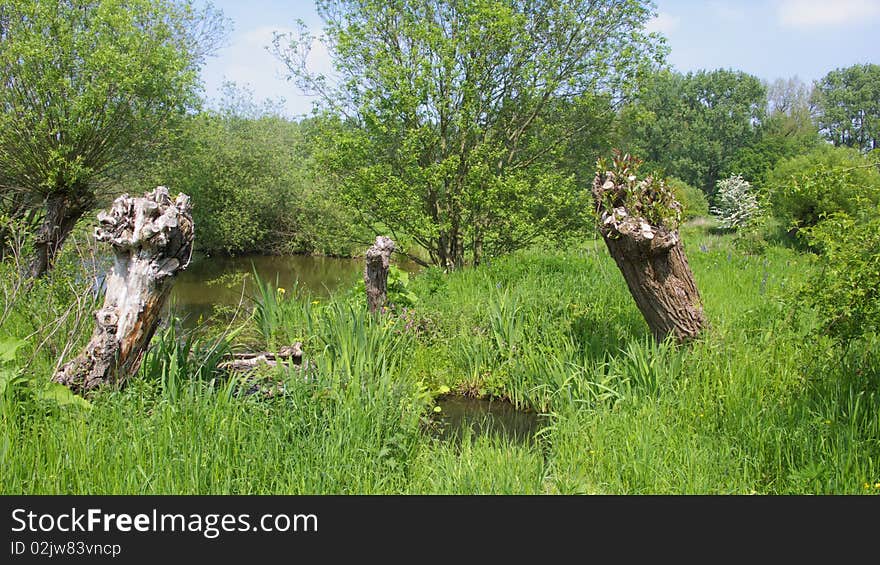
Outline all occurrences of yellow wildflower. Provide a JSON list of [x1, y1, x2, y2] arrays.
[[277, 287, 285, 294]]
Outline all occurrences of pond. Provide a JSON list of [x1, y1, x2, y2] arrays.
[[430, 395, 543, 445], [169, 253, 419, 327]]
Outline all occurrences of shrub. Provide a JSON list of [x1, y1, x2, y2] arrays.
[[711, 174, 761, 229], [153, 87, 366, 256], [667, 177, 709, 220], [765, 146, 880, 237], [800, 208, 880, 343]]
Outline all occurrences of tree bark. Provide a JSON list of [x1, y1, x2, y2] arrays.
[[593, 177, 706, 344], [28, 194, 86, 278], [364, 235, 395, 313], [53, 186, 194, 393]]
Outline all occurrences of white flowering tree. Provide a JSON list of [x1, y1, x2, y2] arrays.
[[712, 175, 761, 229]]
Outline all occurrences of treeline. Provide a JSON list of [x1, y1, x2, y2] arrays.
[[1, 0, 879, 276], [169, 65, 879, 262], [149, 85, 368, 257]]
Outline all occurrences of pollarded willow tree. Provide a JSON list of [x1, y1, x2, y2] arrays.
[[593, 151, 706, 343], [0, 0, 226, 276], [273, 0, 666, 270]]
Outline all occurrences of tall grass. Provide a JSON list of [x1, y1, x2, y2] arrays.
[[2, 225, 879, 494]]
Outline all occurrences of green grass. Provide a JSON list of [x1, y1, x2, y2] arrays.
[[1, 225, 879, 494]]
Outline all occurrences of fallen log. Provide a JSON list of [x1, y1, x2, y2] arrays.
[[54, 186, 194, 393], [217, 343, 303, 372]]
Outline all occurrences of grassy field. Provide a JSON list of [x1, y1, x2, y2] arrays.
[[2, 223, 879, 494]]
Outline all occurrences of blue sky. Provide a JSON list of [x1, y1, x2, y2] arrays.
[[199, 0, 880, 117]]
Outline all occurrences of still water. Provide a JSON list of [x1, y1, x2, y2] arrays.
[[170, 254, 368, 325], [431, 396, 542, 445]]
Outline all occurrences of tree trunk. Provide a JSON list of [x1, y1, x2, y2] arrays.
[[53, 187, 194, 393], [28, 194, 85, 278], [593, 177, 706, 344], [364, 235, 395, 313]]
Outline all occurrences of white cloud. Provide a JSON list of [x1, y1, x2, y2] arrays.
[[777, 0, 880, 28], [306, 36, 333, 75], [645, 12, 681, 35]]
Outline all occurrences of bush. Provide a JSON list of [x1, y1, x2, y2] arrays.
[[711, 174, 761, 229], [667, 177, 709, 220], [765, 146, 880, 238], [800, 208, 880, 343], [153, 87, 366, 256]]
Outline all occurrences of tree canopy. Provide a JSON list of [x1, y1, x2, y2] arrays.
[[153, 83, 363, 256], [273, 0, 666, 269], [619, 68, 765, 195], [0, 0, 226, 275], [726, 76, 822, 187], [812, 63, 880, 152]]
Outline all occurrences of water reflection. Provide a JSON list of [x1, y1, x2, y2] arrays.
[[431, 396, 542, 445], [169, 253, 418, 327]]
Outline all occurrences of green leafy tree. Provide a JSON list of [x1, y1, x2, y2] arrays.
[[812, 63, 880, 152], [273, 0, 665, 269], [0, 0, 227, 276], [801, 208, 880, 343], [620, 69, 765, 195]]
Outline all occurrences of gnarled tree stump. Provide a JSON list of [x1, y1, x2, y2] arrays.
[[593, 163, 706, 344], [54, 186, 194, 393], [364, 236, 395, 313]]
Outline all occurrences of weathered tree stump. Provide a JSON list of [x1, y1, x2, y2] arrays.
[[364, 236, 395, 313], [54, 186, 194, 393], [592, 155, 706, 343]]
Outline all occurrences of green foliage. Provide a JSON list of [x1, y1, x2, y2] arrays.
[[153, 86, 363, 256], [386, 265, 419, 309], [275, 0, 665, 268], [595, 151, 682, 230], [726, 85, 822, 187], [0, 339, 26, 399], [1, 329, 90, 413], [620, 69, 766, 194], [666, 177, 709, 220], [813, 63, 880, 152], [764, 146, 880, 237], [800, 209, 880, 342], [250, 270, 317, 350], [711, 175, 761, 230], [0, 0, 226, 271]]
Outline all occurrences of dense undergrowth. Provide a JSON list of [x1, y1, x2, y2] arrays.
[[1, 223, 878, 494]]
